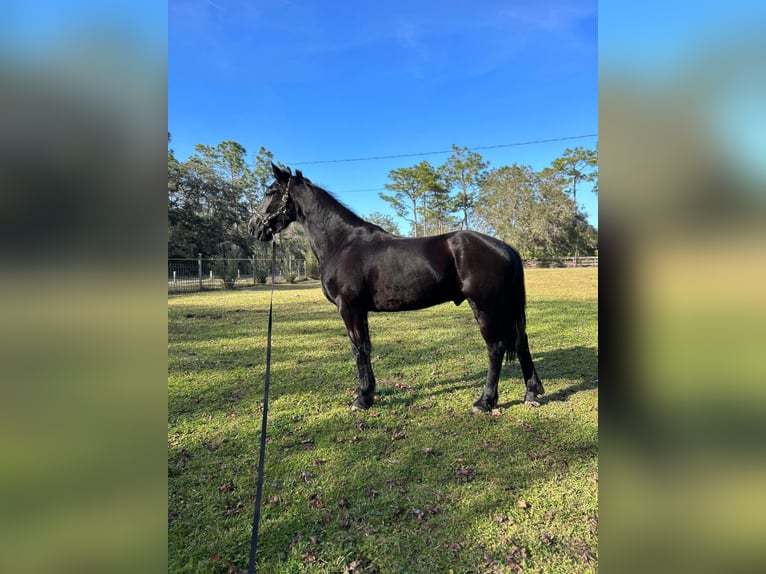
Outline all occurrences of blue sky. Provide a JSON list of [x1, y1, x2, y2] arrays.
[[169, 0, 598, 229]]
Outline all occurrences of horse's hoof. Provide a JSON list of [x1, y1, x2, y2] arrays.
[[350, 399, 372, 411], [524, 400, 541, 407]]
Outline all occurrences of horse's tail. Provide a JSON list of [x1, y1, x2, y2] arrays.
[[505, 254, 527, 364]]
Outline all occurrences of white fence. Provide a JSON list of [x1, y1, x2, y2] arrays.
[[524, 256, 598, 268], [168, 257, 307, 293], [168, 255, 596, 293]]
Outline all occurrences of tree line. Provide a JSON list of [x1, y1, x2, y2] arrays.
[[168, 136, 597, 262], [372, 144, 597, 257]]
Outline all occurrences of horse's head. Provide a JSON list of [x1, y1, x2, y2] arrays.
[[249, 162, 300, 241]]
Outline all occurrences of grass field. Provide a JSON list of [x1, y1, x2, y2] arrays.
[[168, 268, 598, 573]]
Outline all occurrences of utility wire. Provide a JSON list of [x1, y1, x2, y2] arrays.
[[289, 134, 597, 165]]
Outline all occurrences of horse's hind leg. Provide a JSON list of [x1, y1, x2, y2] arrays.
[[469, 301, 506, 413], [473, 339, 507, 413], [517, 332, 545, 406]]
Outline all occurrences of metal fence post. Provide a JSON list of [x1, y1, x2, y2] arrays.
[[198, 253, 203, 291]]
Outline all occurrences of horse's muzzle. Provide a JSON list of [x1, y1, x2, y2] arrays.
[[248, 215, 272, 242]]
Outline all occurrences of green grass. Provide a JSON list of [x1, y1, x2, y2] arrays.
[[168, 268, 598, 573]]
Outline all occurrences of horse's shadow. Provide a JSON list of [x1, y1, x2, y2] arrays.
[[497, 378, 599, 409], [378, 345, 597, 409], [497, 345, 598, 408]]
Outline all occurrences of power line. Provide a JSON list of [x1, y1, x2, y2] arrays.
[[337, 187, 386, 194], [289, 134, 598, 165]]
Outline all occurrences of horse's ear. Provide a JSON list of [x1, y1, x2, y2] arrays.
[[271, 162, 292, 182], [295, 169, 303, 181]]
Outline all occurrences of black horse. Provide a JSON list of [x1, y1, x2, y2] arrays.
[[249, 163, 544, 412]]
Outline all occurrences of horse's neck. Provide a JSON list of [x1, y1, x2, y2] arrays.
[[294, 187, 361, 262]]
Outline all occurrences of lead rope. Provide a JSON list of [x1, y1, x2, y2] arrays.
[[248, 240, 277, 574]]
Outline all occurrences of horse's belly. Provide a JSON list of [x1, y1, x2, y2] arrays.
[[371, 281, 455, 312]]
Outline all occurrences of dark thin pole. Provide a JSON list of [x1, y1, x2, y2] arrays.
[[248, 241, 276, 574]]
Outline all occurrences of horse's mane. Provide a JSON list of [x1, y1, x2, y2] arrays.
[[301, 175, 390, 234]]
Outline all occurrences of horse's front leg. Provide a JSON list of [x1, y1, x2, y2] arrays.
[[339, 304, 376, 410]]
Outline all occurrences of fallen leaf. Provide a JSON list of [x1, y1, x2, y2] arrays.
[[289, 532, 304, 549], [456, 466, 475, 483], [503, 555, 522, 571], [224, 500, 244, 516], [391, 428, 406, 441], [219, 481, 236, 493], [343, 558, 380, 573], [302, 552, 317, 564]]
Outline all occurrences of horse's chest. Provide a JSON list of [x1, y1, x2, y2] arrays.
[[320, 278, 338, 305]]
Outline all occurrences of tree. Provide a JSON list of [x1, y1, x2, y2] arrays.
[[475, 164, 537, 254], [551, 146, 598, 208], [419, 176, 457, 235], [534, 167, 578, 256], [549, 147, 598, 261], [166, 138, 314, 269], [168, 140, 254, 258], [366, 212, 401, 235], [440, 145, 489, 230], [380, 161, 439, 237], [476, 163, 597, 258], [251, 146, 275, 210], [168, 134, 181, 216], [568, 211, 599, 257]]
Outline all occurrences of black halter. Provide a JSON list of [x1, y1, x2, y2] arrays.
[[252, 176, 293, 233]]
